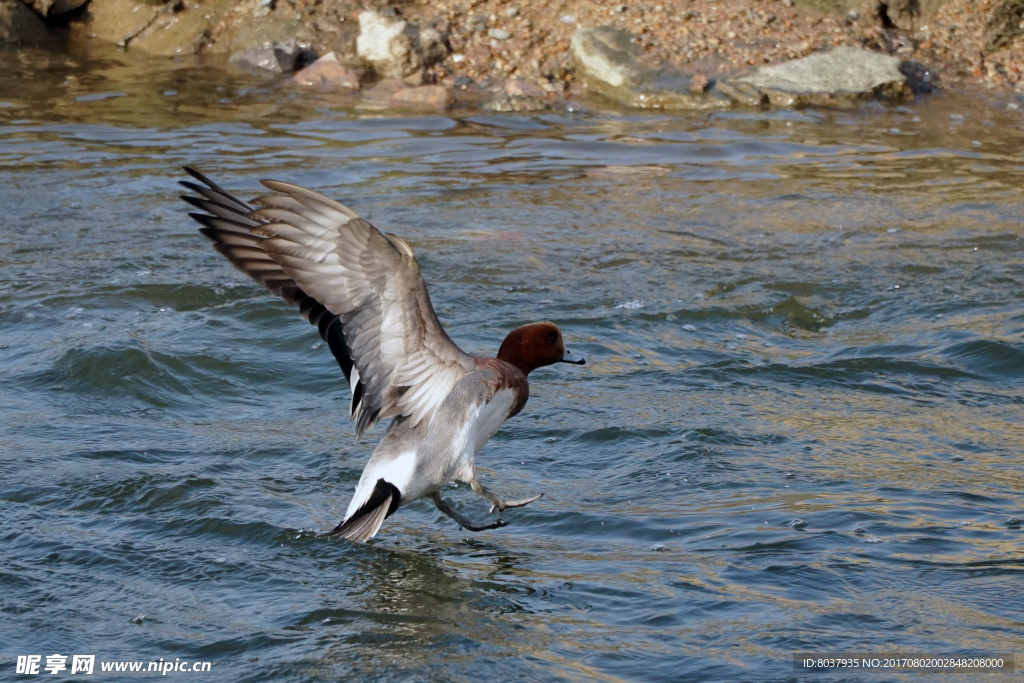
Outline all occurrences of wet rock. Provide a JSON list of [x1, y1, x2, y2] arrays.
[[868, 0, 919, 31], [899, 60, 938, 93], [505, 77, 546, 97], [690, 73, 710, 92], [127, 4, 220, 56], [485, 94, 550, 112], [570, 26, 726, 110], [356, 10, 447, 79], [0, 0, 53, 46], [390, 84, 452, 108], [230, 40, 310, 74], [293, 51, 360, 89], [212, 13, 313, 58], [77, 0, 161, 48], [401, 68, 425, 86], [714, 80, 769, 107], [359, 77, 405, 106], [984, 0, 1024, 50], [230, 45, 281, 72], [621, 70, 729, 109], [78, 0, 241, 56], [77, 0, 314, 57], [24, 0, 87, 17], [725, 46, 912, 107]]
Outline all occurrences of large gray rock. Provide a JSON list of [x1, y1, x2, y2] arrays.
[[75, 0, 312, 57], [570, 26, 726, 110], [725, 46, 911, 106], [356, 10, 446, 78], [229, 40, 311, 74], [78, 0, 236, 54], [570, 26, 642, 88]]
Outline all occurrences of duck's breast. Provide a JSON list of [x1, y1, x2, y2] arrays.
[[408, 367, 522, 488], [468, 387, 518, 455]]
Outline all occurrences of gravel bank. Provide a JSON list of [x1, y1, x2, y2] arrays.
[[7, 0, 1024, 108]]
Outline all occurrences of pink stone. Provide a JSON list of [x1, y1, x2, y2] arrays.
[[689, 73, 711, 92], [293, 52, 360, 90]]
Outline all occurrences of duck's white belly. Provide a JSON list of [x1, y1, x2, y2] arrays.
[[349, 383, 519, 510]]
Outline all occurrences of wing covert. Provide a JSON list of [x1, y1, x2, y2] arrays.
[[180, 168, 474, 437]]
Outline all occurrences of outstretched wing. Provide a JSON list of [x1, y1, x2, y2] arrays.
[[180, 167, 475, 437]]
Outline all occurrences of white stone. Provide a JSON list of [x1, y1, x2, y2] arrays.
[[357, 11, 407, 64], [356, 11, 447, 78]]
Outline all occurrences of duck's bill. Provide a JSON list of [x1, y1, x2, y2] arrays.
[[560, 349, 586, 365]]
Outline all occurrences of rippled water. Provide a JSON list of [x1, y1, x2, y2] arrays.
[[1, 45, 1023, 682]]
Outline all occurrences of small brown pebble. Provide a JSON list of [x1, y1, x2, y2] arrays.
[[689, 73, 710, 91], [391, 85, 453, 108], [505, 77, 546, 97]]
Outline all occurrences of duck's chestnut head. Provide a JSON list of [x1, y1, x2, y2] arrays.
[[497, 322, 585, 376]]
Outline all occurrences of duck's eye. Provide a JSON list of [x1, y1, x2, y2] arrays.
[[547, 332, 558, 345]]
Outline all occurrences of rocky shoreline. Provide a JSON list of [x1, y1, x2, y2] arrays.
[[3, 0, 1024, 112]]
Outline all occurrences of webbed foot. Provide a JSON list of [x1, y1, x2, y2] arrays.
[[488, 492, 544, 515], [460, 518, 510, 532], [432, 492, 511, 533]]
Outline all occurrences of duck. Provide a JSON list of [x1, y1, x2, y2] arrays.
[[180, 168, 585, 542]]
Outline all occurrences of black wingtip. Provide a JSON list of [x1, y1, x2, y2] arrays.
[[183, 166, 207, 184], [180, 194, 205, 209], [188, 211, 219, 229], [181, 167, 239, 201]]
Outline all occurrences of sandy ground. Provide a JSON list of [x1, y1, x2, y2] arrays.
[[58, 0, 1024, 102], [369, 0, 1024, 96]]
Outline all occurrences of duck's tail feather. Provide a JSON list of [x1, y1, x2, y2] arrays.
[[328, 478, 401, 542]]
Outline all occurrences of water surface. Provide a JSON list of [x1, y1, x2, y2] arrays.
[[1, 45, 1023, 682]]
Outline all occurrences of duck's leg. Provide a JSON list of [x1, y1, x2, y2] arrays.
[[431, 492, 509, 532], [469, 477, 544, 514]]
